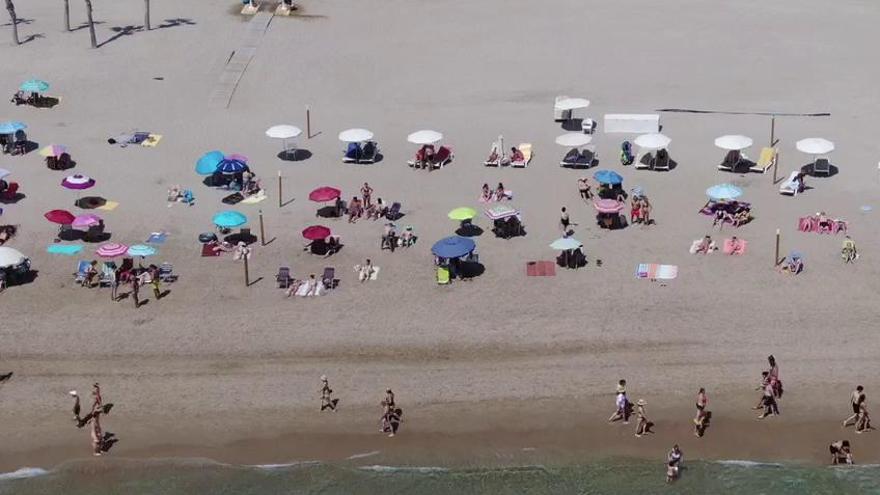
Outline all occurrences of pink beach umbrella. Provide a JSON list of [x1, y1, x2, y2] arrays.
[[593, 199, 625, 214], [96, 243, 129, 258], [302, 225, 331, 240], [39, 144, 68, 158], [62, 174, 95, 190], [71, 213, 102, 229]]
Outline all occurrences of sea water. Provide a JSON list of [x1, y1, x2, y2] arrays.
[[1, 458, 878, 495]]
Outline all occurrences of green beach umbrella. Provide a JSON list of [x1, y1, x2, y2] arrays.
[[448, 207, 477, 221], [20, 79, 50, 93]]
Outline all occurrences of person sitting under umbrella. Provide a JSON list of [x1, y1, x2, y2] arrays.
[[778, 252, 804, 274]]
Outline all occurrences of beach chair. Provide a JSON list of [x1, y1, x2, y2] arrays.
[[560, 148, 579, 167], [433, 146, 453, 168], [510, 143, 533, 168], [158, 262, 177, 282], [98, 261, 116, 287], [750, 147, 777, 174], [813, 158, 831, 176], [343, 142, 362, 163], [554, 95, 570, 121], [436, 266, 450, 285], [653, 149, 670, 171], [483, 142, 502, 167], [385, 202, 402, 220], [718, 150, 738, 172], [574, 146, 596, 168], [620, 141, 635, 166], [779, 171, 800, 196], [360, 141, 379, 164], [73, 260, 90, 285], [276, 266, 292, 288], [322, 266, 338, 289], [0, 182, 19, 201]]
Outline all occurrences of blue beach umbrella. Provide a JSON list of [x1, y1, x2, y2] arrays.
[[20, 79, 50, 93], [431, 236, 476, 259], [213, 210, 247, 228], [195, 150, 224, 175], [127, 244, 157, 257], [0, 121, 26, 135], [593, 169, 623, 185], [216, 157, 248, 175], [706, 183, 743, 201]]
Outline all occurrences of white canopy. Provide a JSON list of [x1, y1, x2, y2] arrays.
[[0, 246, 27, 268], [796, 137, 834, 155], [0, 168, 10, 180], [338, 128, 374, 143], [407, 130, 443, 145], [555, 133, 593, 147], [555, 97, 590, 111], [634, 133, 671, 150], [714, 135, 753, 151], [265, 125, 302, 139]]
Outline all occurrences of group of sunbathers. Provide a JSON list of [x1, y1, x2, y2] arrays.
[[630, 194, 653, 225], [284, 273, 321, 297], [708, 201, 751, 228], [381, 223, 416, 251], [480, 183, 511, 202], [411, 144, 451, 170], [486, 145, 525, 166], [345, 183, 390, 223]]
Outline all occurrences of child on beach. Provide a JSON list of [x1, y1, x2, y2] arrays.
[[666, 445, 683, 482], [830, 440, 853, 465]]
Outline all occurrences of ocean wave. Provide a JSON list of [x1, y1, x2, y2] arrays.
[[715, 460, 783, 468], [0, 467, 50, 481], [249, 461, 321, 470], [359, 465, 449, 474], [346, 451, 381, 460]]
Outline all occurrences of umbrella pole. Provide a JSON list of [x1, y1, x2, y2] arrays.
[[259, 209, 266, 246], [306, 105, 311, 139], [243, 252, 250, 287], [277, 171, 283, 208], [769, 115, 776, 147], [774, 229, 781, 266]]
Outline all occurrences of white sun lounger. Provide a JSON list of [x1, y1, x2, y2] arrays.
[[779, 171, 800, 196], [510, 143, 532, 168]]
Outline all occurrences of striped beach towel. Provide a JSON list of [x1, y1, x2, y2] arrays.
[[636, 263, 678, 280]]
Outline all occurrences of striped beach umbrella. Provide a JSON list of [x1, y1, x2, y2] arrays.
[[39, 144, 68, 158], [96, 243, 129, 258], [61, 174, 95, 190]]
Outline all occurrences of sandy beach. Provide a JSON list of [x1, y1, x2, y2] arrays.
[[2, 0, 880, 479]]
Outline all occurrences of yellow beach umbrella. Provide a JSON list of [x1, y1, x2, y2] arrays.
[[448, 207, 477, 221]]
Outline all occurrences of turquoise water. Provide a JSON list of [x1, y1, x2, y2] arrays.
[[1, 458, 878, 494]]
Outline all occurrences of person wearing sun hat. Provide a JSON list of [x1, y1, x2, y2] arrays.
[[635, 399, 652, 437]]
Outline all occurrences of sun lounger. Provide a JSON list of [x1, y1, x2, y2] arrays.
[[510, 143, 532, 168], [483, 142, 502, 167], [343, 142, 361, 163], [749, 147, 776, 173], [241, 1, 260, 15], [436, 266, 450, 285], [433, 146, 453, 168], [73, 260, 90, 284], [322, 266, 338, 289], [386, 202, 402, 220], [158, 262, 177, 282], [813, 158, 831, 176], [635, 152, 652, 170], [276, 266, 292, 288], [718, 150, 738, 172], [99, 261, 116, 287], [560, 148, 579, 167], [575, 146, 597, 168], [360, 141, 379, 164], [653, 149, 670, 171], [779, 171, 800, 196]]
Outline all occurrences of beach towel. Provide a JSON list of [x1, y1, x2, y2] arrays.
[[96, 200, 119, 211], [354, 265, 380, 281], [201, 244, 222, 257], [146, 232, 167, 244], [141, 134, 162, 147], [526, 261, 556, 276], [240, 191, 267, 204], [47, 244, 83, 255], [222, 193, 244, 205], [722, 238, 747, 255], [294, 281, 325, 297], [636, 263, 678, 280]]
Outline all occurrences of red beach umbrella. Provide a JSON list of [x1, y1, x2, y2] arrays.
[[308, 186, 341, 202], [44, 209, 76, 224], [302, 225, 331, 240]]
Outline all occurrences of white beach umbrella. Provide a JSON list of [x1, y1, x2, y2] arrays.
[[0, 168, 10, 180], [407, 130, 443, 145], [550, 237, 582, 250], [634, 133, 671, 150], [796, 138, 835, 155], [338, 128, 374, 143], [0, 246, 27, 269], [266, 125, 302, 157], [555, 133, 593, 147], [714, 135, 753, 151], [555, 97, 590, 111]]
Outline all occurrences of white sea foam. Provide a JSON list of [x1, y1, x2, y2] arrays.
[[0, 467, 50, 481], [716, 460, 782, 468], [249, 461, 321, 470], [347, 450, 381, 460], [359, 465, 448, 474]]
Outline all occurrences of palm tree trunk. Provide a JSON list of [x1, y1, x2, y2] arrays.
[[83, 0, 96, 48], [5, 0, 20, 45], [143, 0, 150, 30], [63, 0, 70, 31]]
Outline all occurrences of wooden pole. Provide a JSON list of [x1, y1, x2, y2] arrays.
[[277, 170, 282, 208], [774, 229, 781, 265], [258, 209, 266, 246], [772, 150, 779, 184], [243, 251, 250, 286], [769, 115, 776, 147], [306, 105, 311, 139]]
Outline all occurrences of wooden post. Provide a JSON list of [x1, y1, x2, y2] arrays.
[[258, 209, 266, 246], [277, 170, 282, 208], [769, 115, 776, 147], [306, 105, 311, 139], [774, 229, 781, 265], [243, 251, 250, 286]]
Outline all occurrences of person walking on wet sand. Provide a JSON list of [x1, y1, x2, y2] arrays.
[[855, 400, 873, 434], [830, 440, 853, 465], [384, 389, 395, 409], [843, 385, 866, 428], [694, 388, 709, 437], [757, 378, 779, 419], [634, 399, 652, 437], [608, 379, 631, 424], [666, 444, 683, 482], [320, 375, 338, 412], [767, 355, 782, 398]]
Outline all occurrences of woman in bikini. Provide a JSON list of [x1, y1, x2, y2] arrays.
[[694, 388, 709, 436], [630, 196, 642, 224]]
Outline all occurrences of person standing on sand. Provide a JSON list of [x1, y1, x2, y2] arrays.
[[577, 178, 592, 201], [560, 207, 575, 234], [148, 264, 162, 300], [131, 273, 141, 308], [757, 379, 779, 419], [609, 379, 630, 424], [634, 399, 652, 437], [320, 375, 338, 412], [361, 182, 373, 209], [694, 388, 709, 437], [843, 385, 866, 427], [768, 355, 782, 398]]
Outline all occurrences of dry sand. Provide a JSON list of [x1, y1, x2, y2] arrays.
[[1, 0, 880, 470]]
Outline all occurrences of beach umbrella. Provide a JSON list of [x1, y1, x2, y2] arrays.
[[127, 244, 157, 257], [216, 157, 248, 175], [593, 199, 625, 213], [0, 168, 9, 180], [338, 128, 374, 143], [796, 138, 834, 155], [789, 250, 803, 260], [71, 213, 102, 229], [302, 225, 331, 240], [593, 169, 623, 185], [20, 79, 49, 93], [212, 210, 248, 228], [38, 144, 68, 158], [634, 133, 671, 150], [0, 246, 27, 269], [308, 186, 341, 202], [714, 135, 753, 151], [484, 204, 518, 220], [550, 237, 582, 250], [448, 207, 477, 221], [555, 97, 590, 111], [0, 121, 26, 134], [44, 209, 75, 224], [266, 125, 302, 157], [407, 130, 443, 145], [706, 183, 743, 201], [431, 236, 476, 259], [555, 133, 593, 148], [195, 150, 224, 175], [96, 243, 129, 258], [61, 174, 95, 190]]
